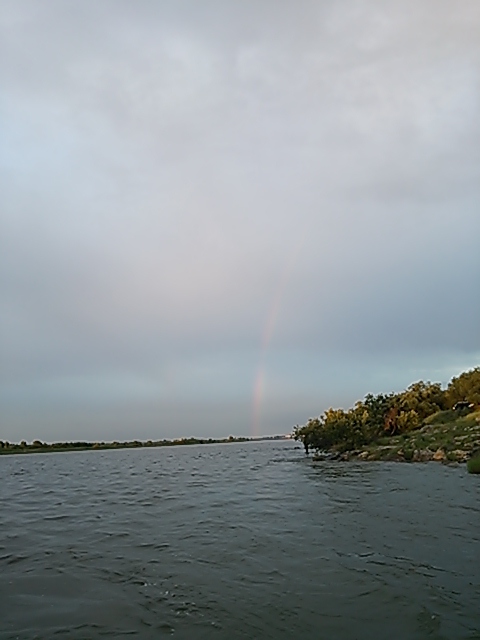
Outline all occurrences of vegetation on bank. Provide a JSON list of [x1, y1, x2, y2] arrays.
[[293, 367, 480, 464], [0, 435, 255, 456], [467, 455, 480, 474]]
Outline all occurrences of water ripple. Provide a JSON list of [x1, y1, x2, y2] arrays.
[[1, 442, 479, 639]]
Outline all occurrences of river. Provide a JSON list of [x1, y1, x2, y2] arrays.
[[1, 440, 479, 639]]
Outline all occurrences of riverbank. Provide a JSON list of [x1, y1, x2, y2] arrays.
[[0, 435, 256, 456], [312, 409, 480, 463]]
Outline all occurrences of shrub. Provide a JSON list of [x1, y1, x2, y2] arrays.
[[466, 456, 480, 474]]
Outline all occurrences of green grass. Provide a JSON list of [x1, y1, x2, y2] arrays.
[[351, 409, 480, 462], [467, 456, 480, 474], [424, 410, 457, 425]]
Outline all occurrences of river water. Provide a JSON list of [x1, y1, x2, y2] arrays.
[[0, 440, 479, 639]]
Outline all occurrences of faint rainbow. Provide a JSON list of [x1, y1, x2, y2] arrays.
[[250, 237, 305, 438]]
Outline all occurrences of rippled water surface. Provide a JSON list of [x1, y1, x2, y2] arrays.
[[1, 441, 479, 639]]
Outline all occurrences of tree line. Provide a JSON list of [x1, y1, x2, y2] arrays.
[[293, 367, 480, 454], [0, 436, 252, 454]]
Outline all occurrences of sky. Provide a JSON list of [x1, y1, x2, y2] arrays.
[[1, 0, 479, 442]]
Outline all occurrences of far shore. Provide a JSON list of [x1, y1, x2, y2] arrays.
[[0, 434, 290, 456]]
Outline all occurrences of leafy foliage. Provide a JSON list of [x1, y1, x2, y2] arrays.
[[293, 368, 479, 454], [446, 367, 480, 406]]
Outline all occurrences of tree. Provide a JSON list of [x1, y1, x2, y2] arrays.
[[293, 419, 321, 454], [397, 381, 446, 419], [446, 368, 480, 406]]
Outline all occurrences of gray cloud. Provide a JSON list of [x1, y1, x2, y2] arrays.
[[1, 0, 479, 441]]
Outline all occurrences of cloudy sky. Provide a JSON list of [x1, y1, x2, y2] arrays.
[[1, 0, 479, 442]]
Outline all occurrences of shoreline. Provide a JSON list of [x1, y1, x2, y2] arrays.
[[0, 435, 290, 457], [309, 411, 480, 464]]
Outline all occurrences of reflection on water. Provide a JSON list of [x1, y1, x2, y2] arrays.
[[1, 442, 479, 639]]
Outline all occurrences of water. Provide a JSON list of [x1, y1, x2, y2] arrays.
[[1, 440, 479, 639]]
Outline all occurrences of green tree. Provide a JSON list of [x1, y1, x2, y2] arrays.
[[293, 419, 321, 454], [397, 381, 446, 419], [446, 368, 480, 406], [362, 393, 394, 438]]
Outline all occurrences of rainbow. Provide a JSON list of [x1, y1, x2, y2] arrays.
[[250, 237, 305, 437]]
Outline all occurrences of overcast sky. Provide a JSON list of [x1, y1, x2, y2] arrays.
[[1, 0, 479, 442]]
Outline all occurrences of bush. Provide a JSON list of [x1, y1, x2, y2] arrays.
[[466, 456, 480, 474]]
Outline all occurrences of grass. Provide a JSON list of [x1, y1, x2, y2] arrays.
[[424, 410, 457, 425], [346, 409, 480, 463], [467, 456, 480, 474]]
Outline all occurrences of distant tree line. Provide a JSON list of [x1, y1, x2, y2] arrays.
[[293, 367, 480, 454], [0, 436, 252, 454]]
